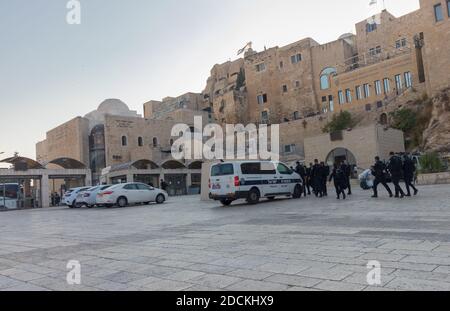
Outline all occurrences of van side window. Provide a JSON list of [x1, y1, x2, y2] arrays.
[[277, 163, 292, 175], [211, 164, 234, 176], [241, 163, 276, 175]]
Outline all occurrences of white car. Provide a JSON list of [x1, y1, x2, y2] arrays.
[[209, 161, 303, 206], [63, 186, 92, 208], [75, 185, 113, 208], [96, 183, 168, 208]]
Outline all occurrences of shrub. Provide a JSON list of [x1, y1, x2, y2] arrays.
[[389, 108, 417, 133], [322, 111, 355, 133], [419, 152, 445, 174]]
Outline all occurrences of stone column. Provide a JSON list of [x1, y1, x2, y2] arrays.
[[41, 173, 50, 208]]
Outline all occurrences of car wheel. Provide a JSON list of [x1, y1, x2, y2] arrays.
[[293, 184, 302, 199], [156, 194, 165, 204], [220, 199, 233, 206], [117, 197, 128, 208], [247, 188, 260, 205]]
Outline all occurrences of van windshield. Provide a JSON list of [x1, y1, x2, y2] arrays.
[[211, 164, 234, 176]]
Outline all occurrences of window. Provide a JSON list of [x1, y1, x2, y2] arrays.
[[448, 0, 450, 17], [363, 84, 370, 98], [295, 81, 300, 88], [404, 72, 413, 88], [256, 63, 266, 72], [376, 46, 381, 54], [279, 61, 284, 69], [241, 162, 276, 175], [121, 136, 127, 146], [152, 137, 158, 147], [366, 22, 377, 33], [369, 48, 375, 56], [138, 137, 143, 147], [277, 163, 292, 175], [293, 111, 300, 120], [435, 3, 444, 22], [257, 94, 268, 104], [284, 144, 296, 154], [124, 184, 138, 190], [375, 80, 382, 95], [329, 95, 334, 112], [395, 74, 403, 93], [136, 184, 151, 190], [396, 38, 407, 49], [365, 104, 372, 112], [319, 67, 337, 90], [383, 78, 390, 94], [291, 54, 302, 64], [338, 91, 345, 105], [345, 89, 352, 103], [377, 101, 383, 109], [261, 111, 269, 124], [356, 86, 362, 100], [282, 85, 288, 93], [211, 164, 234, 176]]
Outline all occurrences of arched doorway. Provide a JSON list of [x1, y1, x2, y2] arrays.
[[325, 148, 357, 167], [379, 113, 388, 125]]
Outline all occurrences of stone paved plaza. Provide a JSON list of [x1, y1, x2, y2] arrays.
[[1, 185, 450, 291]]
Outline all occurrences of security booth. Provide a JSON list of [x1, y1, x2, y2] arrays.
[[0, 156, 91, 209]]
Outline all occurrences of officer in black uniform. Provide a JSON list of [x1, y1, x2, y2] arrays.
[[320, 162, 330, 197], [372, 156, 393, 198], [305, 163, 312, 195], [341, 161, 352, 195], [387, 152, 406, 198], [329, 163, 347, 200], [295, 161, 307, 197], [311, 159, 323, 197], [403, 153, 419, 196]]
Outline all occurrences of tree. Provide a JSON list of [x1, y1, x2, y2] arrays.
[[322, 111, 355, 133], [419, 152, 444, 174], [389, 108, 417, 133], [235, 68, 246, 91]]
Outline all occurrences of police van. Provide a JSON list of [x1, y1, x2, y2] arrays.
[[209, 161, 303, 206]]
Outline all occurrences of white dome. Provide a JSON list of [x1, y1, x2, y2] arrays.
[[97, 99, 130, 114]]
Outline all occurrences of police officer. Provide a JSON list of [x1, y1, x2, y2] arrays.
[[341, 161, 352, 196], [311, 159, 323, 197], [320, 162, 330, 197], [329, 163, 347, 200], [372, 156, 393, 198], [295, 161, 307, 197], [403, 153, 419, 197], [305, 163, 312, 195], [387, 152, 406, 198]]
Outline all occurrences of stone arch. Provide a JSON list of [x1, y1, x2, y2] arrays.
[[325, 148, 357, 166], [131, 159, 159, 170], [187, 161, 203, 170], [161, 160, 186, 169], [46, 158, 87, 169]]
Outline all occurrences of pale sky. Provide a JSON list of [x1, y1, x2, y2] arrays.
[[0, 0, 420, 160]]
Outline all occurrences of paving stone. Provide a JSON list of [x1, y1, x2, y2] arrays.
[[314, 280, 367, 291], [189, 274, 242, 289], [264, 274, 322, 288], [226, 279, 289, 291]]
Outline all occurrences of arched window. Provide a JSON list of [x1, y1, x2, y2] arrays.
[[380, 113, 388, 125], [152, 137, 158, 148], [121, 136, 127, 146], [138, 137, 143, 147], [320, 67, 337, 90]]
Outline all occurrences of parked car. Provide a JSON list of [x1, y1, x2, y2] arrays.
[[96, 183, 168, 208], [209, 161, 303, 206], [63, 187, 92, 208], [75, 185, 112, 208]]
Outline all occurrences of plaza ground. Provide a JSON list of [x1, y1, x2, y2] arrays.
[[1, 185, 450, 291]]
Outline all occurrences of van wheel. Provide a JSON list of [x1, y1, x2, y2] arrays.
[[220, 199, 233, 206], [247, 189, 260, 205], [293, 185, 302, 199], [117, 197, 128, 208]]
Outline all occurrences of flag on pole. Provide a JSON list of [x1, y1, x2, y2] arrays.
[[237, 42, 252, 56]]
